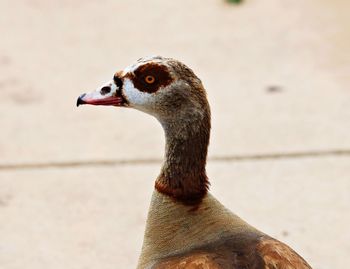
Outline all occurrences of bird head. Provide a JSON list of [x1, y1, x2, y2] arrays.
[[77, 56, 209, 123]]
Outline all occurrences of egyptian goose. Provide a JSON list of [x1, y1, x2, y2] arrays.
[[77, 56, 312, 269]]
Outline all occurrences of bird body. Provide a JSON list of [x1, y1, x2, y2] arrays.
[[77, 56, 312, 269], [138, 191, 310, 269]]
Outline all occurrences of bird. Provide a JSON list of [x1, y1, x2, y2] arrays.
[[77, 56, 312, 269]]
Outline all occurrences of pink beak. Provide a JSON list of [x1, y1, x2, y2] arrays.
[[77, 93, 124, 107]]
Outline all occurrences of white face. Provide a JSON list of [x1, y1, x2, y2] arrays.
[[122, 78, 157, 112]]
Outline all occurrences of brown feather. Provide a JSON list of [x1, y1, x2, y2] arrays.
[[154, 253, 221, 269], [257, 238, 312, 269], [151, 236, 312, 269]]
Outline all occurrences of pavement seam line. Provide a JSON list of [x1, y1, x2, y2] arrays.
[[1, 149, 350, 171]]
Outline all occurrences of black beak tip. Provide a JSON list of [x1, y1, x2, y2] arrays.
[[76, 94, 86, 107]]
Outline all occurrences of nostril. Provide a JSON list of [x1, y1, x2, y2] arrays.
[[100, 86, 111, 95]]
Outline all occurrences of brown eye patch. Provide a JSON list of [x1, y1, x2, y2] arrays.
[[131, 63, 173, 93]]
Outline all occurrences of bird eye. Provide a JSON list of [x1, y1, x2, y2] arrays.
[[144, 75, 155, 84]]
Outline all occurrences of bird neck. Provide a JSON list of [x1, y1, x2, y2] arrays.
[[155, 107, 211, 205]]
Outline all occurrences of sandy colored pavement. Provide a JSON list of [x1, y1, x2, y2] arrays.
[[0, 0, 349, 269]]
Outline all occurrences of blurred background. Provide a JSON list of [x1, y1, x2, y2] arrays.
[[0, 0, 349, 268]]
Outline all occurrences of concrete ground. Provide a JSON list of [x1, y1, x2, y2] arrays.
[[0, 0, 349, 268]]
